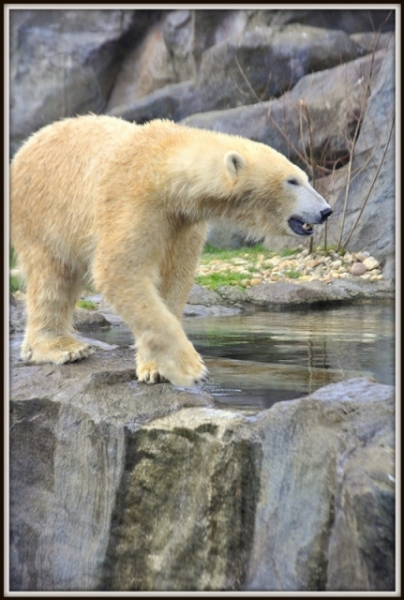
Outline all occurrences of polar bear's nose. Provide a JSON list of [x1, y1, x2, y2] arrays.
[[320, 207, 333, 223]]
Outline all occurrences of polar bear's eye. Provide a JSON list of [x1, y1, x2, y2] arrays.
[[288, 178, 299, 186]]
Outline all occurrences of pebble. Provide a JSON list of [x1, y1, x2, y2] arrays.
[[351, 262, 367, 276], [355, 251, 369, 262], [363, 256, 380, 271]]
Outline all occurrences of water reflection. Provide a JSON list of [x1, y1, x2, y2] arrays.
[[185, 303, 394, 408], [86, 303, 395, 410]]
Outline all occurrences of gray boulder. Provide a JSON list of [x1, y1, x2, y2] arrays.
[[246, 377, 394, 591], [107, 9, 249, 114], [111, 24, 367, 123], [326, 425, 395, 591], [108, 81, 199, 124], [242, 279, 392, 307], [9, 9, 159, 156], [183, 48, 386, 170], [351, 30, 394, 53], [245, 8, 394, 34], [106, 18, 177, 112], [197, 25, 366, 111]]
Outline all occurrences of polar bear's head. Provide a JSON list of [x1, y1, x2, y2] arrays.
[[223, 148, 333, 239], [281, 174, 333, 238]]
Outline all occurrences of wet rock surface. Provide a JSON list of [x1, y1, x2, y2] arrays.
[[10, 331, 395, 591]]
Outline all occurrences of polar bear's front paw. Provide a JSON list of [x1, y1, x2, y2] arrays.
[[161, 347, 209, 388], [175, 349, 209, 387], [136, 346, 208, 388], [136, 360, 168, 384]]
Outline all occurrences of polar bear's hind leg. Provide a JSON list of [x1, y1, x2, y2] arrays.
[[20, 250, 93, 364]]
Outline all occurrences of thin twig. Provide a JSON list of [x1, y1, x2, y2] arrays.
[[301, 101, 317, 252], [234, 54, 263, 102], [336, 58, 376, 250], [347, 145, 381, 183], [267, 104, 313, 168], [302, 101, 316, 185], [299, 100, 310, 170]]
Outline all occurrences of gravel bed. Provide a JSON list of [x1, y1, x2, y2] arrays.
[[196, 248, 383, 288]]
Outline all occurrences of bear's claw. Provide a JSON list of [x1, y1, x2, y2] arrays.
[[136, 361, 168, 384], [136, 354, 208, 388]]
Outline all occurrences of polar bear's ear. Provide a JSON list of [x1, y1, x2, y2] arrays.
[[224, 151, 245, 178]]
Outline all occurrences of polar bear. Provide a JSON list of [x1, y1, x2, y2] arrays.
[[10, 115, 332, 387]]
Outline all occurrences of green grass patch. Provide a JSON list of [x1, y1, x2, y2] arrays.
[[280, 248, 299, 257], [76, 299, 97, 310], [10, 246, 17, 268], [195, 271, 249, 291], [10, 275, 21, 293], [202, 244, 241, 260], [284, 269, 301, 279], [316, 244, 346, 257], [201, 243, 268, 262], [202, 243, 300, 262]]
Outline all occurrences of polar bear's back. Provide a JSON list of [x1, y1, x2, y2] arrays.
[[10, 115, 136, 263]]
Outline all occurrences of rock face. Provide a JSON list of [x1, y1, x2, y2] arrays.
[[10, 341, 395, 591], [183, 49, 385, 169], [196, 25, 365, 111], [316, 43, 396, 280], [9, 9, 160, 155], [246, 379, 395, 592]]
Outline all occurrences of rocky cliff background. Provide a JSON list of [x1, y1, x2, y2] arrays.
[[9, 8, 396, 278]]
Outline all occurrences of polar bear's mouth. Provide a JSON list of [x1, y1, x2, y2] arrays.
[[288, 217, 314, 236]]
